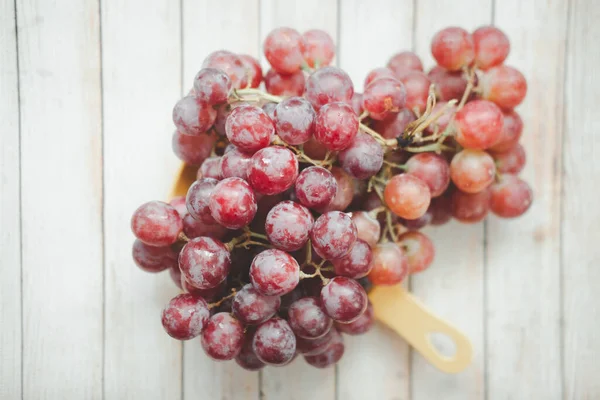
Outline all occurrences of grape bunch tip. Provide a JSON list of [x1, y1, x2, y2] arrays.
[[132, 25, 532, 370]]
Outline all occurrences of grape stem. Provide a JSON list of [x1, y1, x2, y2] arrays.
[[178, 232, 190, 243], [226, 229, 272, 251], [457, 67, 476, 110], [229, 88, 283, 104], [385, 211, 397, 242], [404, 142, 454, 153], [382, 159, 408, 171], [300, 259, 330, 284], [273, 137, 335, 168], [368, 206, 387, 218], [208, 289, 237, 309]]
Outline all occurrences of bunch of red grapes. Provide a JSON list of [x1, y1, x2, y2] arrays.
[[131, 26, 531, 370]]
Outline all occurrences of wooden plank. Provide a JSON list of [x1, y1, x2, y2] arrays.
[[180, 1, 261, 399], [563, 0, 600, 398], [486, 1, 568, 398], [16, 0, 103, 398], [410, 1, 491, 399], [336, 1, 414, 399], [0, 0, 22, 398], [101, 0, 183, 398], [258, 1, 338, 399]]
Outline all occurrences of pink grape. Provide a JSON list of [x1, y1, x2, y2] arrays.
[[351, 211, 381, 248], [209, 177, 257, 229], [182, 214, 227, 240], [331, 239, 373, 279], [302, 29, 335, 67], [304, 66, 354, 110], [179, 237, 230, 289], [480, 65, 527, 109], [262, 102, 277, 120], [336, 301, 374, 335], [265, 200, 314, 251], [239, 54, 263, 88], [398, 231, 435, 274], [454, 100, 504, 149], [364, 67, 397, 88], [264, 27, 306, 74], [192, 67, 231, 105], [213, 104, 231, 135], [295, 166, 338, 209], [310, 211, 357, 260], [368, 242, 409, 285], [274, 96, 316, 145], [197, 156, 222, 180], [450, 149, 496, 193], [372, 108, 416, 140], [186, 178, 218, 223], [250, 249, 300, 296], [492, 143, 526, 174], [473, 26, 510, 70], [287, 297, 333, 339], [489, 174, 533, 218], [319, 167, 355, 212], [248, 146, 299, 195], [427, 66, 468, 101], [451, 189, 491, 223], [338, 132, 384, 179], [489, 110, 523, 152], [202, 50, 248, 89], [226, 104, 274, 153], [219, 146, 252, 180], [320, 276, 367, 323], [253, 317, 297, 366], [172, 95, 217, 135], [304, 331, 345, 368], [201, 312, 244, 360], [387, 51, 424, 78], [169, 196, 188, 217], [236, 328, 265, 370], [430, 27, 475, 71], [172, 130, 218, 165], [351, 92, 364, 116], [264, 69, 306, 97], [161, 293, 210, 340], [406, 153, 451, 197], [314, 102, 359, 151], [132, 239, 177, 273], [302, 135, 329, 161], [384, 174, 431, 220], [362, 77, 406, 120], [232, 283, 281, 325], [399, 71, 431, 114], [131, 201, 183, 247]]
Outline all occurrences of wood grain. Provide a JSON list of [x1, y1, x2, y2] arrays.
[[486, 1, 568, 398], [563, 0, 600, 398], [0, 0, 22, 398], [181, 1, 261, 399], [16, 0, 104, 398], [411, 1, 491, 399], [337, 1, 413, 399]]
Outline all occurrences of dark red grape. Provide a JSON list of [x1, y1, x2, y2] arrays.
[[287, 297, 332, 339], [338, 132, 384, 179], [336, 301, 374, 335], [232, 283, 281, 325], [265, 200, 314, 251], [179, 237, 230, 289], [320, 276, 367, 323], [131, 201, 183, 247], [201, 312, 244, 360], [304, 331, 345, 368], [235, 328, 266, 370], [161, 293, 210, 340], [274, 96, 315, 145], [310, 211, 357, 260], [252, 317, 297, 365], [250, 249, 300, 296], [451, 189, 491, 223], [208, 177, 257, 229], [332, 239, 373, 279]]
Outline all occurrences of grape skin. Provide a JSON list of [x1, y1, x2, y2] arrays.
[[450, 149, 496, 194], [368, 242, 409, 285], [295, 166, 338, 209], [331, 239, 373, 279], [430, 27, 475, 71], [265, 200, 314, 252], [232, 283, 281, 325], [320, 276, 368, 323], [304, 66, 354, 110], [287, 297, 333, 339], [250, 249, 300, 296], [201, 312, 244, 361], [489, 174, 533, 218], [131, 201, 183, 247], [314, 102, 359, 151], [336, 301, 374, 335], [252, 317, 297, 366], [225, 105, 274, 154], [310, 211, 358, 260], [398, 231, 436, 274], [172, 95, 217, 135], [384, 174, 431, 220], [274, 96, 316, 145], [209, 177, 257, 229], [451, 189, 491, 223], [264, 27, 306, 75], [161, 293, 210, 340], [350, 211, 381, 248], [338, 132, 384, 179], [265, 69, 306, 97], [179, 237, 231, 289], [302, 29, 335, 68], [172, 130, 217, 166], [248, 146, 299, 195], [132, 240, 178, 273]]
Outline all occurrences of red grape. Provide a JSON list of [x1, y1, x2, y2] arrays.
[[406, 153, 451, 197], [304, 66, 354, 110], [232, 283, 281, 325], [451, 189, 491, 223], [213, 104, 231, 136], [399, 71, 431, 114], [351, 92, 364, 116], [274, 96, 315, 145], [320, 167, 356, 212], [351, 211, 381, 248], [368, 242, 409, 285], [311, 211, 357, 260], [320, 276, 367, 323], [372, 108, 416, 140], [489, 110, 523, 152], [201, 312, 244, 360], [362, 77, 406, 120], [492, 143, 526, 174], [398, 231, 435, 274], [364, 67, 397, 88], [384, 174, 431, 220], [182, 213, 227, 240], [186, 178, 218, 223], [262, 102, 277, 120], [450, 149, 496, 193], [131, 201, 183, 247], [427, 66, 468, 101], [172, 130, 218, 165], [169, 196, 188, 217], [429, 192, 453, 225], [209, 177, 257, 229], [179, 237, 230, 289], [252, 317, 297, 366], [336, 301, 374, 335], [202, 50, 248, 89], [197, 156, 222, 180], [314, 102, 358, 151], [430, 27, 475, 71], [302, 29, 335, 68], [454, 100, 504, 149], [236, 329, 266, 370], [264, 69, 306, 97], [304, 331, 345, 368], [264, 27, 306, 74], [172, 95, 217, 135], [248, 146, 299, 195], [226, 104, 274, 154], [489, 174, 533, 218], [219, 145, 252, 180], [265, 200, 314, 251], [332, 239, 373, 279], [387, 51, 424, 78], [400, 209, 432, 230], [239, 54, 263, 88], [472, 26, 510, 70], [296, 326, 338, 355], [425, 101, 456, 134], [250, 249, 300, 296], [161, 293, 210, 340], [338, 132, 384, 179], [480, 65, 527, 109], [132, 239, 178, 273], [287, 297, 332, 339], [192, 67, 231, 105], [295, 166, 338, 209]]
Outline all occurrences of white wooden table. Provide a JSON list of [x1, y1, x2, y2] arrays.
[[1, 0, 598, 398]]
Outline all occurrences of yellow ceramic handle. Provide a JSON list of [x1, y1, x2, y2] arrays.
[[368, 284, 473, 373]]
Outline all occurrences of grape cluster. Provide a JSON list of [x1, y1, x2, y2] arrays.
[[131, 25, 532, 370]]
